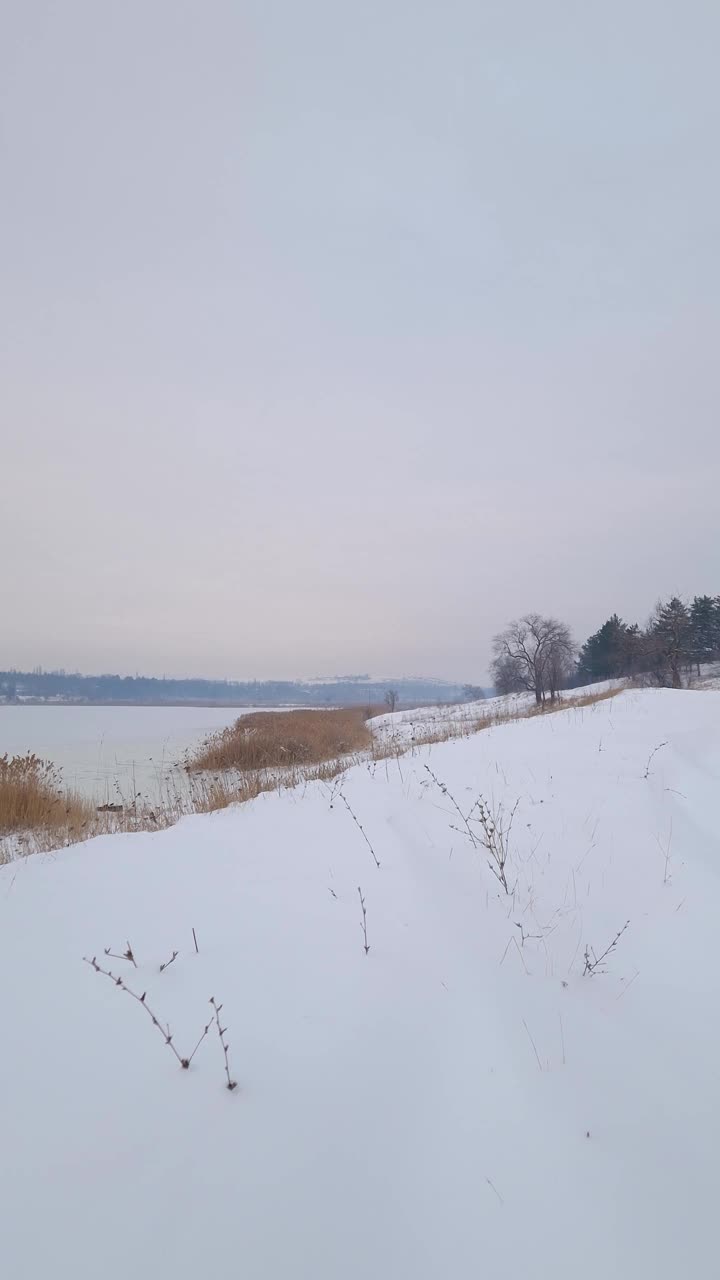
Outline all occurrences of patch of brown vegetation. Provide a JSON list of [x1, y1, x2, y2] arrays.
[[188, 708, 373, 773], [0, 753, 94, 847]]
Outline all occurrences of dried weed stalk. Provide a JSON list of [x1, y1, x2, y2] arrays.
[[83, 956, 192, 1067], [334, 789, 381, 869], [469, 795, 519, 894], [644, 742, 668, 779], [358, 886, 370, 955], [583, 920, 630, 975], [209, 996, 238, 1090], [423, 765, 479, 848], [104, 941, 138, 967], [84, 956, 235, 1089]]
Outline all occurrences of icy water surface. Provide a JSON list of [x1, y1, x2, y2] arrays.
[[0, 704, 261, 804]]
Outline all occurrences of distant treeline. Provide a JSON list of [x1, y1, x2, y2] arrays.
[[0, 669, 466, 707], [575, 594, 720, 688], [491, 593, 720, 704]]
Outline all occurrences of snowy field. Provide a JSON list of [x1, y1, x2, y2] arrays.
[[369, 678, 627, 746], [0, 704, 261, 803], [1, 687, 718, 1278]]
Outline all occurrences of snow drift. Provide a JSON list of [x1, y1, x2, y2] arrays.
[[1, 687, 718, 1279]]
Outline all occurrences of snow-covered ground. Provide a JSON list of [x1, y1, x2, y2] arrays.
[[1, 687, 718, 1278], [689, 660, 720, 690], [370, 678, 627, 747]]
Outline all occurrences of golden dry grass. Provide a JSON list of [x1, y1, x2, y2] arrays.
[[0, 753, 94, 848], [188, 707, 373, 773]]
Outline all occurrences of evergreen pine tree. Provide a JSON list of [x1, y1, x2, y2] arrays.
[[650, 598, 692, 688], [577, 615, 635, 681], [689, 596, 719, 671]]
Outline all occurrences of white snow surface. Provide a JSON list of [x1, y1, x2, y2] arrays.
[[1, 687, 719, 1279], [370, 678, 626, 745], [690, 660, 720, 690]]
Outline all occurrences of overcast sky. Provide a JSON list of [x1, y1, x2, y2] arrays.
[[2, 1, 718, 682]]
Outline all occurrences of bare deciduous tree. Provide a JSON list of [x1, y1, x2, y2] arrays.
[[490, 654, 526, 696], [491, 614, 575, 706], [384, 689, 399, 713]]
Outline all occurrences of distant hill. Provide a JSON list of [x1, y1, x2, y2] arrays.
[[0, 669, 467, 708]]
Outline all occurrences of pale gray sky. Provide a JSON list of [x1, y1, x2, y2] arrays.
[[2, 1, 718, 682]]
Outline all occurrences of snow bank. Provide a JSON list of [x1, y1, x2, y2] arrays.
[[369, 677, 626, 746], [1, 688, 718, 1279]]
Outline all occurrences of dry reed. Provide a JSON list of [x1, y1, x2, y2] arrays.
[[0, 753, 93, 841], [188, 708, 373, 773]]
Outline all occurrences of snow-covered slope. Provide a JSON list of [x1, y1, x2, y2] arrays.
[[369, 678, 626, 746], [690, 660, 720, 690], [1, 688, 718, 1279]]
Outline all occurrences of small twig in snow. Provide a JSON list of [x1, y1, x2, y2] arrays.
[[159, 949, 179, 973], [84, 956, 188, 1066], [616, 970, 640, 1001], [424, 765, 478, 847], [515, 922, 542, 947], [209, 997, 237, 1090], [486, 1177, 504, 1206], [643, 741, 668, 779], [655, 819, 673, 885], [186, 1014, 213, 1065], [575, 841, 596, 872], [357, 886, 370, 955], [104, 941, 137, 967], [335, 790, 381, 869], [522, 1018, 543, 1071], [192, 927, 199, 954], [499, 934, 529, 975], [583, 920, 630, 976]]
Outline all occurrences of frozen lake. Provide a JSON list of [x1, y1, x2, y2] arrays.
[[0, 704, 260, 804]]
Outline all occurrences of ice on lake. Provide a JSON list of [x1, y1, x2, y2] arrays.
[[0, 704, 259, 804]]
